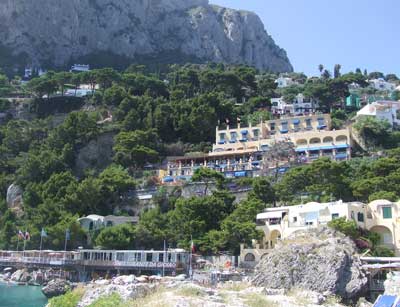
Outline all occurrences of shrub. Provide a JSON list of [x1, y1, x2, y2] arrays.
[[88, 293, 125, 307], [48, 288, 85, 307], [328, 217, 359, 238]]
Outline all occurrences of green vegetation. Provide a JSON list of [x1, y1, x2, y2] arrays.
[[48, 287, 85, 307], [95, 224, 136, 249], [0, 64, 398, 254], [328, 217, 395, 257], [88, 293, 126, 307]]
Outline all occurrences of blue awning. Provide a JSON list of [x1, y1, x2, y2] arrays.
[[296, 148, 307, 152], [292, 119, 300, 124], [234, 171, 247, 177], [319, 145, 335, 150], [278, 167, 288, 174], [218, 141, 225, 145], [280, 129, 289, 134], [219, 164, 227, 168], [261, 145, 269, 151], [240, 138, 248, 142], [317, 125, 327, 129], [241, 130, 248, 135], [336, 144, 349, 149], [281, 121, 288, 124], [163, 176, 174, 183], [373, 295, 397, 307], [252, 161, 260, 166], [229, 140, 237, 143]]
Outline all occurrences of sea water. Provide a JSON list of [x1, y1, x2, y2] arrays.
[[0, 282, 48, 307]]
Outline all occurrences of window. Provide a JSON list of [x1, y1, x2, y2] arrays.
[[253, 129, 259, 138], [159, 253, 164, 262], [351, 211, 355, 220], [281, 122, 288, 133], [383, 233, 392, 244], [305, 119, 312, 129], [116, 253, 124, 261], [230, 132, 237, 142], [382, 206, 393, 219], [293, 217, 297, 223], [135, 253, 142, 262], [146, 253, 153, 262], [331, 213, 339, 220], [305, 221, 313, 226], [244, 253, 256, 262], [270, 123, 275, 131], [357, 212, 364, 222]]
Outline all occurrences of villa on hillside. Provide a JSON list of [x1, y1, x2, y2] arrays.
[[369, 78, 396, 92], [240, 199, 400, 268], [275, 76, 298, 88], [78, 215, 139, 232], [356, 100, 400, 128], [271, 94, 319, 116], [160, 114, 352, 184]]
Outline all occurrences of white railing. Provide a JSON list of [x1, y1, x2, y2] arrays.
[[0, 256, 178, 269], [82, 260, 177, 269]]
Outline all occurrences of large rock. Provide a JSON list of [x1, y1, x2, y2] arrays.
[[42, 279, 71, 298], [6, 184, 23, 216], [77, 283, 152, 307], [0, 0, 292, 72], [252, 227, 368, 300], [10, 269, 26, 282], [74, 131, 115, 177]]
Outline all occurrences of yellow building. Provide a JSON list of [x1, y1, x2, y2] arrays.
[[240, 199, 400, 268], [162, 114, 352, 184]]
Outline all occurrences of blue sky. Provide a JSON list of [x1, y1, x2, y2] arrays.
[[210, 0, 399, 76]]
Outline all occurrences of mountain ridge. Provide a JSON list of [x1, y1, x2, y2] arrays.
[[0, 0, 293, 72]]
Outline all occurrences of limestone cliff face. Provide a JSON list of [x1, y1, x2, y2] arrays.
[[0, 0, 292, 72]]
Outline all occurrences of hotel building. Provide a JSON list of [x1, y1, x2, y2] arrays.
[[161, 114, 352, 184]]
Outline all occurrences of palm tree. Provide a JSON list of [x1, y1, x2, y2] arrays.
[[318, 64, 324, 75], [334, 64, 342, 79]]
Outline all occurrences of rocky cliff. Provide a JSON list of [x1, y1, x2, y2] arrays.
[[0, 0, 292, 72], [252, 227, 368, 300]]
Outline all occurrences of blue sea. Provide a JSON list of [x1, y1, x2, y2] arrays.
[[0, 282, 47, 307]]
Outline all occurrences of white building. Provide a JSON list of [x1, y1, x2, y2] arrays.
[[369, 78, 396, 92], [271, 94, 318, 116], [356, 101, 400, 127], [78, 215, 138, 232], [70, 64, 90, 73], [65, 88, 94, 97], [275, 77, 297, 88], [240, 199, 400, 267]]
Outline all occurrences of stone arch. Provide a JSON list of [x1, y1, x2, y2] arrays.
[[310, 137, 321, 144], [370, 225, 393, 245], [244, 253, 256, 262], [323, 136, 334, 143], [270, 230, 281, 248], [336, 135, 348, 143], [296, 139, 307, 146]]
